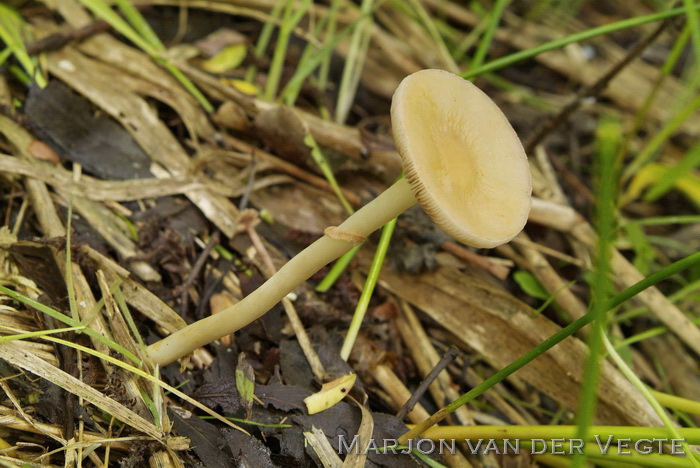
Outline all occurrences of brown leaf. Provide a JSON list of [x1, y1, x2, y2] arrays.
[[192, 376, 242, 415], [356, 250, 663, 427], [27, 139, 60, 165], [254, 106, 311, 168]]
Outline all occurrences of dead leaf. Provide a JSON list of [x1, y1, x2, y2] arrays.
[[304, 373, 356, 415], [27, 139, 60, 165], [254, 106, 311, 168], [25, 81, 152, 180]]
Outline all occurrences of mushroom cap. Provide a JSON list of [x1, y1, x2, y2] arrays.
[[391, 69, 532, 248]]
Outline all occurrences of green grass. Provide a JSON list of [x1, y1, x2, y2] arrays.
[[77, 0, 213, 112], [398, 248, 700, 444], [3, 2, 700, 465], [0, 3, 46, 87], [462, 4, 700, 79], [572, 116, 621, 467]]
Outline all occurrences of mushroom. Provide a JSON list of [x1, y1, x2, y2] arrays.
[[147, 69, 532, 366]]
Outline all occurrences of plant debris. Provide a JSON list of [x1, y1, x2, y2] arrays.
[[0, 1, 698, 467]]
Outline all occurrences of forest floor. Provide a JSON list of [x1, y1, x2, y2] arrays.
[[0, 1, 699, 467]]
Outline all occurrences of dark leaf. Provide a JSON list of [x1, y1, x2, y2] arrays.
[[25, 81, 152, 180], [169, 409, 231, 468], [192, 376, 241, 415], [222, 427, 275, 468]]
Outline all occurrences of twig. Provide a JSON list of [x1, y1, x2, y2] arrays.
[[24, 5, 151, 55], [523, 18, 671, 154], [396, 347, 457, 422], [26, 22, 110, 55], [440, 241, 510, 280], [237, 150, 257, 212], [177, 231, 220, 315]]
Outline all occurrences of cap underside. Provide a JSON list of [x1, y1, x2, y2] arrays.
[[391, 69, 532, 248]]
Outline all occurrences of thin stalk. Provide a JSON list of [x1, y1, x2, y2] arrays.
[[462, 4, 700, 79], [246, 0, 285, 83], [264, 0, 313, 101], [619, 23, 691, 166], [147, 179, 417, 366], [318, 0, 342, 92], [77, 0, 212, 112], [397, 249, 700, 444], [304, 134, 354, 214], [650, 389, 700, 415], [602, 333, 700, 466], [315, 244, 364, 292], [0, 285, 140, 364], [572, 116, 620, 468], [335, 0, 374, 123], [415, 425, 700, 443], [0, 4, 46, 87], [470, 0, 511, 70], [340, 217, 397, 360], [622, 94, 700, 181]]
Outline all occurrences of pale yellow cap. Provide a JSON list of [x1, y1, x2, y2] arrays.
[[391, 69, 532, 248]]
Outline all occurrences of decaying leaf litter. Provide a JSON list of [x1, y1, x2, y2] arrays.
[[0, 0, 699, 466]]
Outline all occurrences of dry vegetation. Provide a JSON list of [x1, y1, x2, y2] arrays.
[[0, 0, 699, 467]]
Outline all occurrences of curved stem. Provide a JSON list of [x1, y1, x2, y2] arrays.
[[147, 179, 416, 366]]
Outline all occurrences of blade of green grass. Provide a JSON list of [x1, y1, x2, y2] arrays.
[[623, 222, 656, 276], [281, 9, 334, 106], [303, 134, 354, 214], [612, 316, 700, 351], [624, 214, 700, 226], [645, 143, 700, 202], [0, 284, 139, 364], [453, 14, 489, 63], [112, 283, 147, 352], [246, 0, 285, 83], [572, 115, 620, 468], [623, 94, 700, 181], [602, 333, 700, 466], [335, 0, 374, 123], [397, 248, 700, 444], [315, 244, 364, 292], [279, 18, 358, 104], [650, 389, 700, 415], [462, 4, 700, 79], [620, 22, 691, 165], [77, 0, 213, 112], [340, 217, 397, 361], [264, 0, 313, 101], [113, 0, 164, 49], [470, 0, 511, 70], [0, 326, 84, 343], [683, 0, 700, 66], [0, 4, 46, 87], [317, 0, 342, 94]]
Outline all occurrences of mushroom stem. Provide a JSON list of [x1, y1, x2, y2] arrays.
[[147, 178, 417, 366]]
